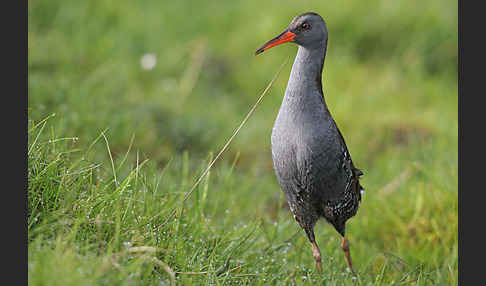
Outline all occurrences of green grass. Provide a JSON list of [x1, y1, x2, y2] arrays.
[[28, 0, 457, 285]]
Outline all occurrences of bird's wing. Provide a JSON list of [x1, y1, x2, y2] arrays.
[[332, 119, 364, 201]]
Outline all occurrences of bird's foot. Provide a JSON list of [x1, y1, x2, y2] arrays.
[[316, 260, 322, 272]]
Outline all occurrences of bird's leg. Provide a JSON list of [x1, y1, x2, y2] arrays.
[[305, 228, 322, 272], [311, 241, 322, 272], [341, 236, 355, 274]]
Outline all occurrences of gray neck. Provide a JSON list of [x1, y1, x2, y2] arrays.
[[285, 41, 327, 103]]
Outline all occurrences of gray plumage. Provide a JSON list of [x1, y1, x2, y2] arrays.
[[256, 12, 364, 272]]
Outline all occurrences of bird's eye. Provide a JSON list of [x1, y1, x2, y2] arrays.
[[302, 23, 310, 30]]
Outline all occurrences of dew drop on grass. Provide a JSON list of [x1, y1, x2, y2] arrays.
[[141, 53, 157, 70]]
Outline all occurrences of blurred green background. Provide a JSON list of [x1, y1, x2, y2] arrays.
[[28, 0, 457, 284]]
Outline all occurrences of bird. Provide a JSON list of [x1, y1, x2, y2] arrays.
[[255, 12, 364, 273]]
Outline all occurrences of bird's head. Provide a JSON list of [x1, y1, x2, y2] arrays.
[[255, 12, 328, 55]]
